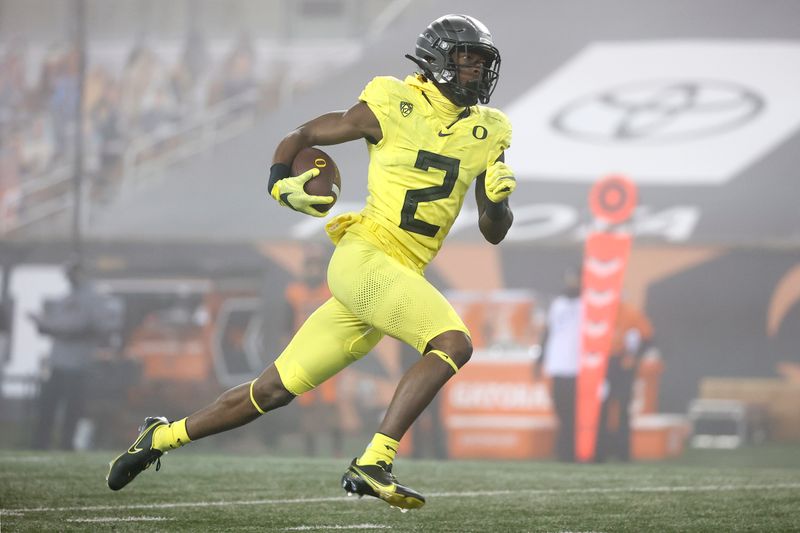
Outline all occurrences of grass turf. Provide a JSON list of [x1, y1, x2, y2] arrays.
[[2, 445, 800, 532]]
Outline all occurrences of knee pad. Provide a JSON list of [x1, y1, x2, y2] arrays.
[[426, 349, 459, 374], [249, 379, 267, 414]]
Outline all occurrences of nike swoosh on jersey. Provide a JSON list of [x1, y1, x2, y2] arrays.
[[437, 131, 454, 137]]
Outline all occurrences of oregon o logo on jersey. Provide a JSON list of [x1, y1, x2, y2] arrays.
[[473, 125, 488, 140]]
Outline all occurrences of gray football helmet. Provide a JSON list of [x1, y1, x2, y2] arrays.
[[406, 14, 501, 107]]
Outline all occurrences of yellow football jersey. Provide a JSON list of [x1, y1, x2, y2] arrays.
[[355, 74, 512, 268]]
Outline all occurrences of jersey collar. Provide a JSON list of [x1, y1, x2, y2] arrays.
[[405, 74, 469, 126]]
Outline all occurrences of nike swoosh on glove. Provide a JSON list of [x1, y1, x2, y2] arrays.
[[270, 168, 334, 217], [484, 161, 516, 203]]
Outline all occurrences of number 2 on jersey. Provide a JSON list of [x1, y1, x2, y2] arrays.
[[400, 150, 460, 237]]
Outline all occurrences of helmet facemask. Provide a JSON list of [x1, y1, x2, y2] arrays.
[[432, 43, 500, 107]]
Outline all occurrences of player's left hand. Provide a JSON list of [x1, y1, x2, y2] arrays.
[[270, 168, 334, 218], [484, 161, 516, 203]]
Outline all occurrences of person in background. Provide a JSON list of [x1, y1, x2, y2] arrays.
[[284, 246, 343, 457], [534, 266, 582, 462], [595, 299, 654, 462], [30, 260, 122, 450]]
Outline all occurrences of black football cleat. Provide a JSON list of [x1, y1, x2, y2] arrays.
[[106, 416, 168, 491], [341, 458, 426, 510]]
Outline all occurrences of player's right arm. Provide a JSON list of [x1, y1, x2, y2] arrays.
[[273, 103, 382, 165], [268, 103, 382, 217]]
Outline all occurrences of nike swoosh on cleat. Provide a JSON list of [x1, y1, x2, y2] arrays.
[[437, 131, 453, 137], [351, 465, 395, 493], [126, 421, 159, 453], [128, 439, 147, 454]]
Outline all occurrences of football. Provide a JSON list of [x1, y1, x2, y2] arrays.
[[291, 147, 341, 214]]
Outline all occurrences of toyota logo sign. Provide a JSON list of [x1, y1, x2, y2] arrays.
[[551, 79, 764, 144]]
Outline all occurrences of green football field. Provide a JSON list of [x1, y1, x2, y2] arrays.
[[2, 446, 800, 532]]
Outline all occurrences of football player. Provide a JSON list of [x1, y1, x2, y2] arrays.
[[108, 14, 516, 510]]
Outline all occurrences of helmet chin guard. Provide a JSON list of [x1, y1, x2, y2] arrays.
[[406, 14, 501, 107]]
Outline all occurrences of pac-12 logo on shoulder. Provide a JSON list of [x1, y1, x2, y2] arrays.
[[400, 101, 413, 117]]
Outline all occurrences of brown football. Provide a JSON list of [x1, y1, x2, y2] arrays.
[[291, 147, 341, 213]]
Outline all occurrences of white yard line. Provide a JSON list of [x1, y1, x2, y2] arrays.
[[65, 516, 174, 523], [4, 483, 800, 515], [284, 525, 391, 531], [429, 483, 800, 497], [0, 456, 56, 463]]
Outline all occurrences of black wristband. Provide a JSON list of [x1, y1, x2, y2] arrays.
[[268, 163, 291, 192], [485, 199, 508, 221]]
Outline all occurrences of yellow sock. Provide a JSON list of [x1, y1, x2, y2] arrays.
[[152, 418, 191, 452], [357, 433, 399, 466]]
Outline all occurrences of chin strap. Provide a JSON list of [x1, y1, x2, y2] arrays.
[[405, 54, 478, 107]]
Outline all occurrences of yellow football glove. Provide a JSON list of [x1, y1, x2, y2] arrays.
[[484, 161, 516, 203], [270, 168, 334, 218]]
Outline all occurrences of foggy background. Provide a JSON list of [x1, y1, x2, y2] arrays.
[[1, 0, 798, 461]]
